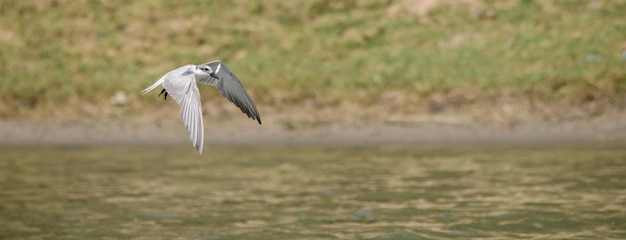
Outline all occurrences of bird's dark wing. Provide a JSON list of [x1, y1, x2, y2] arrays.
[[199, 60, 261, 124]]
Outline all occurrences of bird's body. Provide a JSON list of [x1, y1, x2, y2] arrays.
[[141, 60, 261, 154]]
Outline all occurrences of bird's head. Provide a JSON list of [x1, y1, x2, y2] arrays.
[[196, 64, 219, 79]]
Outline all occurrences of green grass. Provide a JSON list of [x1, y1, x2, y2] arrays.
[[0, 0, 625, 116]]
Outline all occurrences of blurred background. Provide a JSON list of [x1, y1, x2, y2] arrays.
[[1, 0, 624, 124], [1, 1, 626, 239]]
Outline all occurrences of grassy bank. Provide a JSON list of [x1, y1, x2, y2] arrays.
[[0, 0, 625, 118]]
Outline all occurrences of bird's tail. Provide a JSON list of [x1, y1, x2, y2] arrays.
[[140, 78, 164, 96]]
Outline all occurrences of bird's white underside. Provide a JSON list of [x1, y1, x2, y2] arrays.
[[141, 60, 261, 154]]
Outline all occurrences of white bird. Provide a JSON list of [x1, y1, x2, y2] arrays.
[[141, 60, 261, 154]]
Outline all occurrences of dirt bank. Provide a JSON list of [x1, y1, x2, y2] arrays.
[[2, 105, 625, 148]]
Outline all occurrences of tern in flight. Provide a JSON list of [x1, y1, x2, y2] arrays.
[[141, 60, 261, 154]]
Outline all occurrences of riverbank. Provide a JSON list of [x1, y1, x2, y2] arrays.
[[2, 104, 625, 148]]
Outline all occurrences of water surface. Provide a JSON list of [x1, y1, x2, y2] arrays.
[[1, 146, 625, 239]]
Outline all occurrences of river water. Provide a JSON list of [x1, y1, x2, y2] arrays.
[[1, 146, 625, 239]]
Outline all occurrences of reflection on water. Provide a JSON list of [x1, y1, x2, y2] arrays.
[[0, 146, 625, 239]]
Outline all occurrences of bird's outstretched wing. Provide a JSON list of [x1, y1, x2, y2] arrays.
[[162, 65, 205, 154], [198, 60, 262, 124]]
